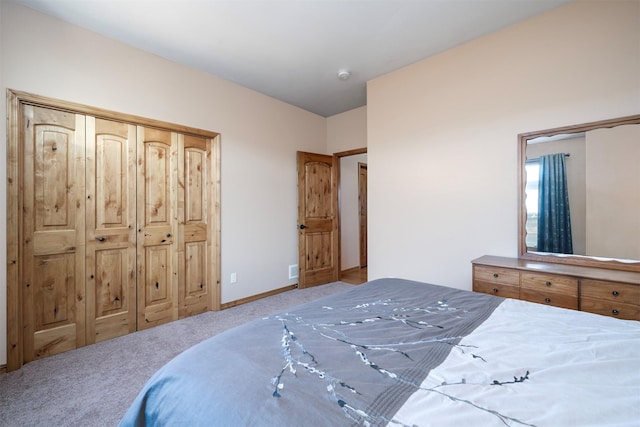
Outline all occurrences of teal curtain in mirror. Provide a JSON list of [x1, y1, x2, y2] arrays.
[[537, 153, 573, 254]]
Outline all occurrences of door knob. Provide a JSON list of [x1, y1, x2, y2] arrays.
[[299, 224, 306, 229]]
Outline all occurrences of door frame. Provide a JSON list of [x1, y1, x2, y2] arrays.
[[333, 148, 367, 281], [358, 162, 368, 268], [5, 89, 222, 371]]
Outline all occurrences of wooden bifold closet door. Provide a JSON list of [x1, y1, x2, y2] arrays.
[[177, 134, 214, 318], [22, 105, 87, 360], [136, 127, 178, 329], [85, 117, 137, 344], [10, 93, 220, 369]]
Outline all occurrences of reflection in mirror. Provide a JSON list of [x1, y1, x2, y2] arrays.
[[526, 134, 581, 255], [518, 115, 640, 272]]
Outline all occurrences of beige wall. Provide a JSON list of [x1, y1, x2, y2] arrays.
[[367, 0, 640, 289], [586, 125, 640, 260], [0, 1, 328, 365], [326, 106, 367, 153]]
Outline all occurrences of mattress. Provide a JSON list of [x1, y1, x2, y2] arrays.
[[120, 278, 640, 426]]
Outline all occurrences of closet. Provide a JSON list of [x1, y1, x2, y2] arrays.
[[7, 91, 220, 370]]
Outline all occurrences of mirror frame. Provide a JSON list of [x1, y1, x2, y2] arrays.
[[518, 114, 640, 272]]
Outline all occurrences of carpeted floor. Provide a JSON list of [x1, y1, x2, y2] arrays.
[[0, 281, 354, 427]]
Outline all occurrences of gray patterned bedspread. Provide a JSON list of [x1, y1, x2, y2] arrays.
[[119, 279, 504, 426]]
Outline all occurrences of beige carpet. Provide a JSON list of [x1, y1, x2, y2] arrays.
[[0, 281, 353, 427]]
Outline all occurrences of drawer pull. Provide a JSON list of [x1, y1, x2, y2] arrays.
[[544, 297, 551, 303], [492, 288, 499, 293], [612, 291, 620, 297], [545, 281, 552, 287], [612, 309, 619, 315], [493, 273, 499, 278]]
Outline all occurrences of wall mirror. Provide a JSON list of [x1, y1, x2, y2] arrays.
[[518, 114, 640, 272]]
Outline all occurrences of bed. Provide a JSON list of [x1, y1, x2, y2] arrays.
[[119, 278, 640, 426]]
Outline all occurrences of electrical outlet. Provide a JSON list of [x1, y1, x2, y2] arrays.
[[288, 264, 298, 280], [230, 272, 237, 284]]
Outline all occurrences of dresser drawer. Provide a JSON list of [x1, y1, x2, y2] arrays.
[[520, 288, 579, 310], [473, 266, 519, 286], [473, 281, 520, 299], [581, 279, 640, 305], [581, 297, 640, 321], [521, 272, 578, 296]]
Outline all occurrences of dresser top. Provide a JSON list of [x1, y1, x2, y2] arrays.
[[472, 255, 640, 285]]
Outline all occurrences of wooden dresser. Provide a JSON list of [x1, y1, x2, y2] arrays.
[[472, 255, 640, 321]]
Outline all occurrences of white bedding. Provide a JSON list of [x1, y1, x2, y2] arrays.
[[393, 298, 640, 426]]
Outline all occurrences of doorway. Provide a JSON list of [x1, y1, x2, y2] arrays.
[[296, 148, 367, 288], [336, 149, 367, 285]]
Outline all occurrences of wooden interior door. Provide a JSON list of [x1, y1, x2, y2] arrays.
[[21, 105, 86, 361], [178, 134, 214, 317], [297, 151, 338, 288], [85, 117, 137, 343], [137, 127, 178, 329], [358, 162, 368, 268]]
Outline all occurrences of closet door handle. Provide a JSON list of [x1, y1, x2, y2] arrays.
[[299, 224, 306, 230], [96, 236, 106, 242]]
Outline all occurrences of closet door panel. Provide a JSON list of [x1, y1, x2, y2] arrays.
[[137, 127, 178, 329], [86, 118, 137, 343], [22, 105, 86, 361], [92, 248, 132, 338], [31, 253, 78, 357], [178, 135, 212, 317]]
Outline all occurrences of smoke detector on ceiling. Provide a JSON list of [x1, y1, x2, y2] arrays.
[[337, 70, 351, 81]]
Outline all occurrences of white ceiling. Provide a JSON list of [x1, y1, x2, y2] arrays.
[[13, 0, 572, 117]]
